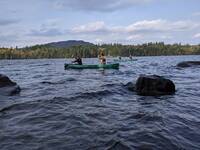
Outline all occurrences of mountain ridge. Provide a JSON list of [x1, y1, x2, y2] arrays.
[[43, 40, 94, 48]]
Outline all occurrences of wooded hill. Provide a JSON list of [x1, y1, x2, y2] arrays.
[[0, 41, 200, 59]]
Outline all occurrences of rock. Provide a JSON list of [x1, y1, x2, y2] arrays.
[[177, 61, 200, 68], [0, 74, 20, 96], [124, 82, 135, 91], [135, 75, 175, 96], [0, 74, 16, 87]]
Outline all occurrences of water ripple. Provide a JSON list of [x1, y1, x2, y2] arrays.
[[1, 56, 200, 149]]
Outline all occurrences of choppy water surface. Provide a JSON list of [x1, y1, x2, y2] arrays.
[[0, 55, 200, 150]]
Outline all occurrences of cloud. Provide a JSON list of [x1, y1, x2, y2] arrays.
[[194, 33, 200, 38], [7, 19, 200, 47], [0, 34, 18, 42], [126, 34, 143, 40], [28, 19, 65, 37], [192, 12, 200, 16], [71, 21, 108, 34], [126, 20, 199, 33], [71, 20, 200, 35], [69, 19, 200, 44], [160, 35, 172, 39], [0, 19, 19, 26], [0, 31, 21, 47], [94, 38, 103, 43], [54, 0, 152, 12], [29, 28, 64, 37]]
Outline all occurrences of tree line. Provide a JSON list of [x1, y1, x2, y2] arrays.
[[0, 42, 200, 59]]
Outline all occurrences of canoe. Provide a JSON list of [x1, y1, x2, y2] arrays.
[[64, 63, 119, 69], [113, 59, 137, 62]]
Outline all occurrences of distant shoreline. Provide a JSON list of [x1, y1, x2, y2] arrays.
[[1, 42, 200, 59], [0, 54, 200, 61]]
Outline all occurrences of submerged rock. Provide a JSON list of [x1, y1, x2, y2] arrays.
[[124, 82, 135, 91], [0, 74, 20, 96], [127, 75, 175, 96], [177, 61, 200, 68]]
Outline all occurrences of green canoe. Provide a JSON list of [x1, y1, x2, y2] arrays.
[[65, 63, 119, 69]]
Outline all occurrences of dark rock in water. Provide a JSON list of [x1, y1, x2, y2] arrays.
[[177, 61, 200, 68], [0, 74, 16, 87], [0, 74, 20, 96], [135, 75, 175, 96], [124, 82, 135, 91], [0, 85, 21, 96]]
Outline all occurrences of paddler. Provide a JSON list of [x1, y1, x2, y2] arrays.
[[98, 49, 106, 64], [129, 55, 133, 60], [72, 56, 82, 65]]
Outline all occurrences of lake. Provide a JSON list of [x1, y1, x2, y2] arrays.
[[0, 55, 200, 150]]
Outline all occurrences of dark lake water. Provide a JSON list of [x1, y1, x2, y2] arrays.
[[0, 55, 200, 150]]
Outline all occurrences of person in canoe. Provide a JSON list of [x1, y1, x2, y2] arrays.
[[129, 55, 133, 60], [99, 50, 106, 64], [72, 56, 82, 65]]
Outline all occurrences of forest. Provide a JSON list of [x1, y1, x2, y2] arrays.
[[0, 42, 200, 59]]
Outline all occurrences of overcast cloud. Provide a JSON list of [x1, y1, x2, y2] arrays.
[[54, 0, 152, 12], [0, 19, 19, 26], [0, 0, 200, 47]]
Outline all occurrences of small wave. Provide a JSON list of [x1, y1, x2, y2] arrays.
[[150, 63, 159, 66], [133, 131, 182, 150], [70, 89, 111, 99], [126, 111, 163, 122], [39, 63, 50, 66], [41, 81, 57, 85], [122, 70, 136, 76], [106, 140, 131, 150], [29, 63, 51, 67], [41, 78, 76, 85], [100, 83, 122, 88], [0, 101, 39, 113], [32, 75, 43, 78]]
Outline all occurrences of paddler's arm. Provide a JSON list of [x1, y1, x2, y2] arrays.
[[72, 59, 77, 63]]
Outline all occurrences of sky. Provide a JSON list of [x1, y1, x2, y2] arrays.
[[0, 0, 200, 47]]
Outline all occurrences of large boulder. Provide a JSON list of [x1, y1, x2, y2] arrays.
[[0, 74, 20, 96], [177, 61, 200, 68], [134, 75, 175, 96]]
